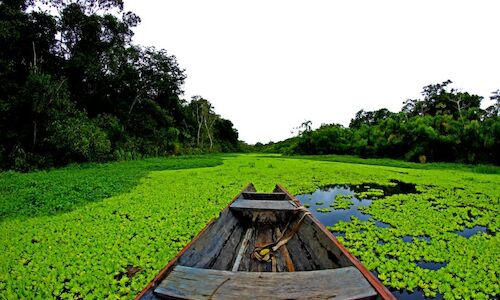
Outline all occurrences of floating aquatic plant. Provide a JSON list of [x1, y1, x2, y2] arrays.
[[0, 154, 498, 299], [331, 194, 354, 209], [317, 207, 333, 213]]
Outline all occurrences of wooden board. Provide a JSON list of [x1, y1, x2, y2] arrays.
[[177, 209, 240, 268], [241, 192, 287, 200], [285, 234, 317, 271], [231, 228, 253, 272], [250, 227, 273, 272], [274, 227, 294, 272], [210, 224, 244, 270], [297, 217, 353, 268], [155, 265, 378, 300], [230, 199, 296, 211], [235, 224, 294, 272]]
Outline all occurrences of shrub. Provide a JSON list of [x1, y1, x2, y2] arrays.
[[47, 113, 111, 163]]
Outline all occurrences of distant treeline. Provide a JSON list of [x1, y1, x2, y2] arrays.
[[257, 81, 500, 165], [0, 0, 239, 171]]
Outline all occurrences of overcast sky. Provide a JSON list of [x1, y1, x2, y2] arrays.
[[125, 0, 499, 144]]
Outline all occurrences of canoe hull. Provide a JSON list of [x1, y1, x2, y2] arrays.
[[136, 183, 395, 300]]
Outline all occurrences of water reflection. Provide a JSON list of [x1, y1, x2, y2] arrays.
[[454, 226, 487, 238], [295, 186, 372, 227], [392, 289, 443, 300], [296, 183, 442, 300], [417, 261, 447, 270]]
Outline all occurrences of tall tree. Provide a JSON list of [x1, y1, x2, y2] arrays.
[[189, 96, 218, 149], [0, 0, 240, 170]]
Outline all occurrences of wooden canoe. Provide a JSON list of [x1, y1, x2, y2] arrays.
[[136, 183, 395, 300]]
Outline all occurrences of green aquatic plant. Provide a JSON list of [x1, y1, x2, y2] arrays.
[[0, 154, 498, 299], [317, 207, 333, 213], [335, 194, 353, 200], [332, 194, 353, 209], [0, 156, 224, 220], [355, 188, 385, 199]]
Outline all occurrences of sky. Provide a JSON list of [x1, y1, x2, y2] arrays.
[[124, 0, 500, 144]]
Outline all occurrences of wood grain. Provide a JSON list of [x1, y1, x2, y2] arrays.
[[241, 192, 286, 200], [177, 209, 240, 268], [155, 265, 378, 300], [230, 199, 297, 211]]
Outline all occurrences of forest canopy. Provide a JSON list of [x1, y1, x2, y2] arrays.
[[0, 0, 239, 171], [260, 81, 500, 165]]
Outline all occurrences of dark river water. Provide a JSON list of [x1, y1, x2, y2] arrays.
[[294, 182, 482, 300]]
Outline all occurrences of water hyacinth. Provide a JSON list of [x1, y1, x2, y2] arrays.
[[0, 154, 499, 299]]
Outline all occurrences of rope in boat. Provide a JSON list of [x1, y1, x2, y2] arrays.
[[252, 206, 311, 263]]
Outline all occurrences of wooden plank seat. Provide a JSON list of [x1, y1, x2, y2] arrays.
[[155, 265, 378, 300], [241, 192, 287, 200], [230, 199, 297, 211]]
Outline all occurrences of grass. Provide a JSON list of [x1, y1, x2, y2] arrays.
[[0, 153, 499, 299]]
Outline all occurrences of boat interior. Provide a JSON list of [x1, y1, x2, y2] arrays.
[[176, 185, 350, 272], [140, 184, 383, 300]]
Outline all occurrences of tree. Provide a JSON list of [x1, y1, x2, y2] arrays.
[[215, 119, 238, 151], [189, 96, 218, 149], [486, 90, 500, 117], [278, 81, 499, 165], [0, 0, 241, 170], [349, 108, 394, 128]]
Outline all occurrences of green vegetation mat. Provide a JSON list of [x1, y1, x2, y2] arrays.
[[0, 156, 223, 220], [282, 154, 500, 174], [1, 154, 499, 299]]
